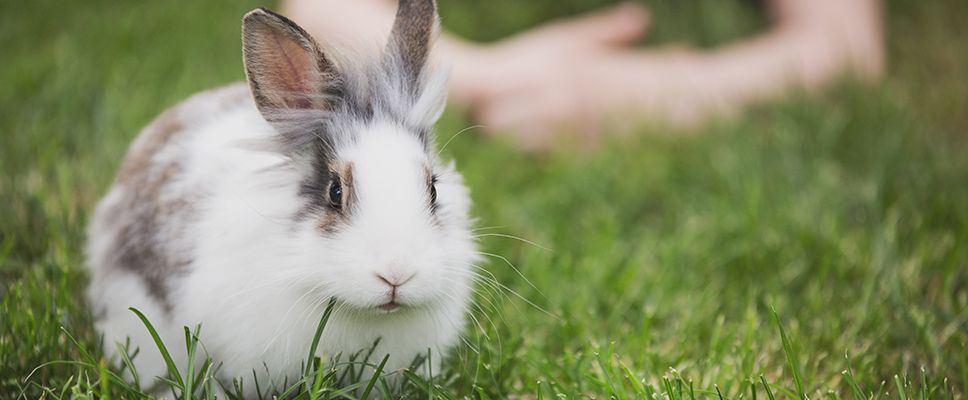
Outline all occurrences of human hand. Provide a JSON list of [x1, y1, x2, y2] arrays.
[[452, 0, 884, 151], [446, 2, 651, 150]]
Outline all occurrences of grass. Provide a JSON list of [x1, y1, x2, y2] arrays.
[[2, 0, 967, 398]]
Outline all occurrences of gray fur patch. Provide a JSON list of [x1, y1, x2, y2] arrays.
[[387, 0, 437, 94], [295, 157, 356, 236], [103, 84, 249, 312]]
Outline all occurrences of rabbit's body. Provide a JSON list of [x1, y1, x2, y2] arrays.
[[87, 1, 477, 394]]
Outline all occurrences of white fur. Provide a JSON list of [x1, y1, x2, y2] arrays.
[[87, 89, 478, 396]]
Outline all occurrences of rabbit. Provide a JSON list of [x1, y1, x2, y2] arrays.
[[85, 0, 479, 395]]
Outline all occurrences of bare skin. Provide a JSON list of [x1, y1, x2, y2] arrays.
[[283, 0, 884, 150]]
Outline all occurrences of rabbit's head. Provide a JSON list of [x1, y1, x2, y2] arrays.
[[240, 1, 477, 315]]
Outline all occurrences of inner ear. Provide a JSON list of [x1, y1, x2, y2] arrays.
[[242, 8, 339, 119]]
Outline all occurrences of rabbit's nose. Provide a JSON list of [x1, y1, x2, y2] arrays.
[[375, 272, 416, 288], [375, 272, 416, 309]]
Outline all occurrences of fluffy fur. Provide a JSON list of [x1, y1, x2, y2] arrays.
[[86, 1, 478, 395]]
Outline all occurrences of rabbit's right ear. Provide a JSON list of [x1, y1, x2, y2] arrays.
[[242, 8, 340, 122], [385, 0, 438, 96]]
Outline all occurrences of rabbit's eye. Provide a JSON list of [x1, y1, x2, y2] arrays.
[[430, 175, 438, 206], [328, 177, 343, 209]]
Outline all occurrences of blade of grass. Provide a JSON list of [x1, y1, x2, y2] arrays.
[[304, 298, 337, 395], [771, 307, 806, 400], [427, 348, 434, 400], [919, 367, 927, 400], [115, 339, 142, 391], [183, 326, 196, 400], [894, 375, 908, 400], [842, 369, 866, 400], [309, 355, 327, 400], [618, 359, 646, 396], [129, 307, 185, 390], [595, 343, 621, 399], [360, 354, 390, 400], [98, 358, 110, 400], [760, 376, 777, 400]]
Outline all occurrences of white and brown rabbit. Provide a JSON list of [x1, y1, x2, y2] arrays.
[[86, 0, 478, 394]]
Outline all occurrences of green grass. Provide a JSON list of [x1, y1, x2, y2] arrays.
[[2, 0, 968, 398]]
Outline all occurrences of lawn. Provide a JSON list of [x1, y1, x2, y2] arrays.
[[2, 0, 967, 398]]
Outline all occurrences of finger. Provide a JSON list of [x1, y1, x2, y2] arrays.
[[548, 2, 652, 47]]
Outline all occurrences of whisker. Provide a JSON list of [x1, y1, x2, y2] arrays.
[[477, 251, 550, 302], [459, 269, 508, 302], [465, 262, 558, 320], [261, 288, 317, 354], [437, 284, 490, 341], [438, 124, 484, 154], [473, 233, 552, 251], [471, 225, 509, 232]]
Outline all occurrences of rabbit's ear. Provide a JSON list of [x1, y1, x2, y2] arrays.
[[385, 0, 438, 95], [242, 8, 339, 120]]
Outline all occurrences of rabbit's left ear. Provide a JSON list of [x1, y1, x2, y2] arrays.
[[385, 0, 438, 95], [242, 8, 340, 121]]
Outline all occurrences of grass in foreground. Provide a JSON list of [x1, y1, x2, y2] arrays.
[[2, 0, 968, 398]]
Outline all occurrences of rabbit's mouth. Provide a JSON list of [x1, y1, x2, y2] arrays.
[[376, 301, 402, 313]]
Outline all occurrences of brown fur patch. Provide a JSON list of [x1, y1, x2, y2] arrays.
[[315, 210, 340, 234], [116, 110, 183, 184], [112, 161, 195, 312], [116, 84, 249, 185], [423, 164, 434, 188], [105, 84, 249, 312], [316, 161, 355, 234], [341, 162, 355, 209]]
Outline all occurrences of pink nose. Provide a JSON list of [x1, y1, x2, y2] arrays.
[[375, 272, 416, 288], [375, 272, 416, 303]]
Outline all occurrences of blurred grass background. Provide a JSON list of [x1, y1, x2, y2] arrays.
[[1, 0, 967, 398]]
